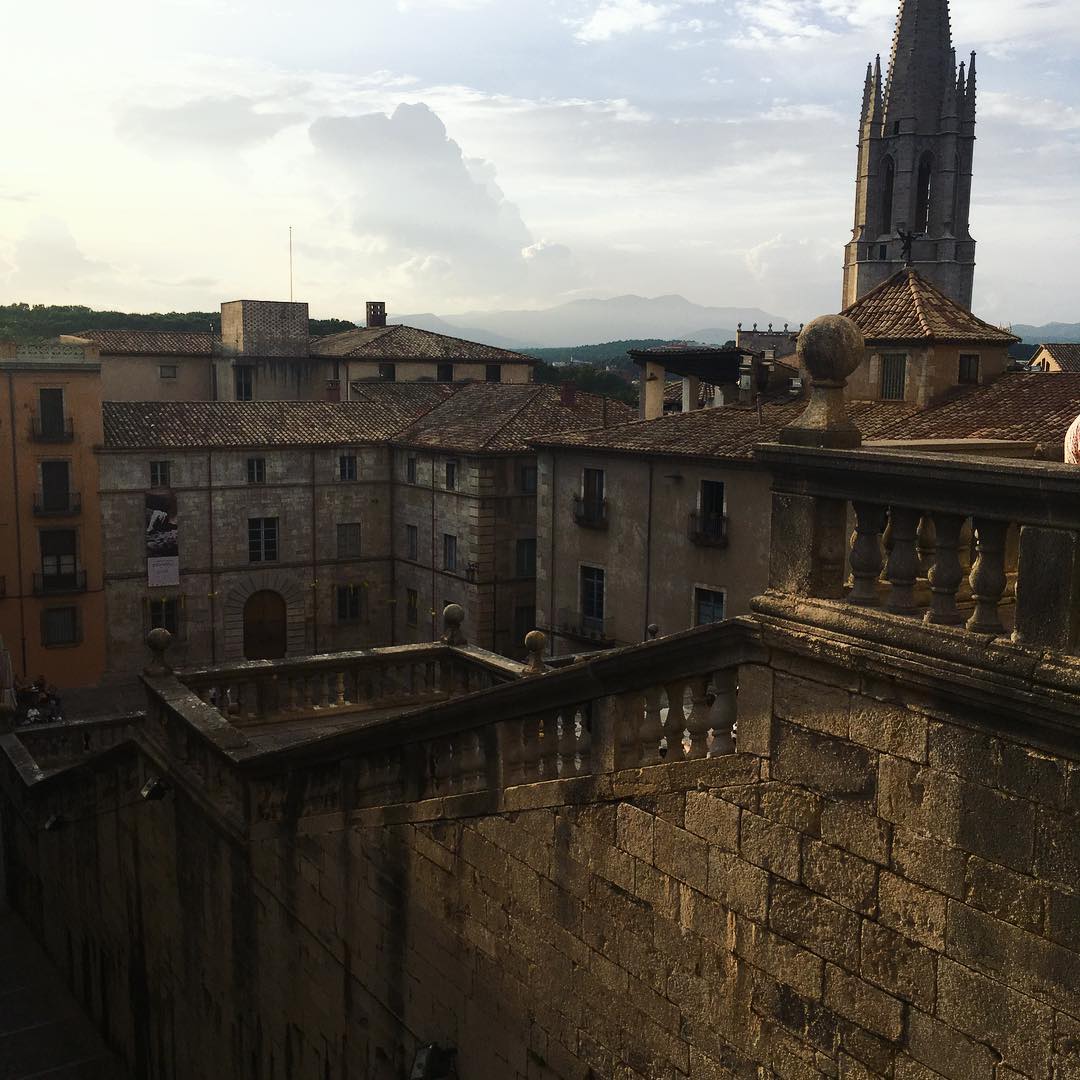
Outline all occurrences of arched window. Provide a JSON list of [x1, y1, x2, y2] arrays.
[[915, 153, 934, 233], [880, 157, 896, 235], [951, 153, 962, 232]]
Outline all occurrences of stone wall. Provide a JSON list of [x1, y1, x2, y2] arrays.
[[7, 623, 1080, 1079]]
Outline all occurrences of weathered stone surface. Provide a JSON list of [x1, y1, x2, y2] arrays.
[[891, 826, 966, 900], [769, 882, 861, 970], [879, 872, 948, 951], [860, 920, 937, 1010], [802, 838, 878, 915], [773, 721, 877, 798], [736, 664, 774, 758], [824, 963, 903, 1041], [964, 855, 1045, 934], [706, 850, 768, 921], [683, 790, 739, 851], [849, 697, 927, 763], [820, 799, 891, 866], [732, 915, 824, 1001], [759, 781, 824, 835], [906, 1008, 997, 1080], [775, 673, 850, 738], [740, 811, 801, 881]]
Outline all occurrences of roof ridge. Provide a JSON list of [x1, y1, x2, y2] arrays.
[[481, 384, 547, 451], [908, 269, 933, 337]]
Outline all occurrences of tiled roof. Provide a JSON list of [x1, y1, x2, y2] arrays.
[[841, 270, 1019, 346], [310, 324, 537, 363], [103, 385, 452, 449], [1036, 344, 1080, 373], [868, 373, 1080, 445], [533, 399, 920, 460], [395, 384, 636, 454], [534, 373, 1080, 460], [664, 381, 718, 406], [68, 330, 215, 356]]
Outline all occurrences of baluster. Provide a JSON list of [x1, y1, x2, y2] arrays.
[[683, 676, 712, 760], [575, 706, 593, 775], [665, 680, 689, 758], [301, 674, 313, 711], [967, 518, 1009, 635], [884, 507, 921, 614], [613, 694, 639, 771], [458, 731, 485, 792], [287, 676, 299, 713], [431, 738, 453, 795], [849, 501, 886, 606], [519, 716, 543, 781], [925, 513, 966, 626], [638, 688, 664, 765], [916, 515, 937, 579], [710, 670, 738, 756], [556, 708, 578, 776], [335, 671, 346, 707], [499, 718, 527, 787]]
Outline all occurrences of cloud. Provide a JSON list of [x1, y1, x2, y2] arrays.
[[4, 218, 108, 296], [118, 94, 302, 149], [575, 0, 672, 42]]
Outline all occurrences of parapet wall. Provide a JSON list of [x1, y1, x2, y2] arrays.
[[4, 608, 1080, 1079]]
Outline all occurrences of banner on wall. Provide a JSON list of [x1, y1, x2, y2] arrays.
[[146, 492, 180, 587]]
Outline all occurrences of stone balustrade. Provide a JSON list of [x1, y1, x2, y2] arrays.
[[756, 444, 1080, 652]]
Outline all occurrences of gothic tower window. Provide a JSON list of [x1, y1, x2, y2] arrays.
[[881, 157, 896, 235], [915, 153, 934, 233]]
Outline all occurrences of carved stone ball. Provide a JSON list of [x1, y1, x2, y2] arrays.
[[797, 315, 865, 386], [147, 627, 173, 654], [443, 604, 465, 628], [525, 630, 546, 653]]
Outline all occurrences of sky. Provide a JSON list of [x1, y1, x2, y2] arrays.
[[1, 0, 1078, 326]]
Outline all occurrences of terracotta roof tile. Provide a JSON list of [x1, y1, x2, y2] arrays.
[[395, 384, 635, 454], [103, 385, 452, 449], [69, 329, 215, 356], [310, 324, 537, 363], [841, 270, 1019, 346], [1036, 344, 1080, 374]]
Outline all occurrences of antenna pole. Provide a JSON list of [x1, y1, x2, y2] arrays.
[[289, 226, 294, 301]]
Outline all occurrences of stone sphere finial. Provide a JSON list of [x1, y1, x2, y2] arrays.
[[647, 624, 660, 641], [780, 314, 865, 450], [145, 627, 173, 676], [796, 315, 865, 386], [442, 604, 466, 646], [524, 630, 548, 675]]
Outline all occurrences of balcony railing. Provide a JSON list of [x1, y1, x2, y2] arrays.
[[33, 491, 81, 516], [555, 608, 614, 645], [573, 496, 608, 530], [33, 570, 87, 596], [30, 416, 74, 443], [689, 511, 729, 548]]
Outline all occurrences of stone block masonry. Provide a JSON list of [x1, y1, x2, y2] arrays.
[[6, 622, 1080, 1080]]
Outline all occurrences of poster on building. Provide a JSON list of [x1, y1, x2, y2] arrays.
[[146, 493, 180, 587]]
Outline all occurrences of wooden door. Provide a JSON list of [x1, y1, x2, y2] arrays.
[[243, 590, 287, 660]]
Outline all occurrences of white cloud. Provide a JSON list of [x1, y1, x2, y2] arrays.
[[575, 0, 672, 42]]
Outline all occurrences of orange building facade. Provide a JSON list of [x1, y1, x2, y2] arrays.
[[0, 342, 106, 690]]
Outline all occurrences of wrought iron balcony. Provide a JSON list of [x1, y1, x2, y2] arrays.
[[33, 570, 87, 596], [30, 416, 74, 443], [33, 491, 81, 517], [572, 496, 608, 530], [555, 608, 614, 645], [689, 511, 729, 548]]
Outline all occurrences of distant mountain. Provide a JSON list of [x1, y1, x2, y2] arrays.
[[397, 295, 787, 349], [1013, 322, 1080, 344], [387, 312, 525, 350]]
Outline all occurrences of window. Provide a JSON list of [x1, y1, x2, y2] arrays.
[[406, 524, 419, 561], [406, 588, 419, 627], [42, 607, 79, 647], [583, 468, 605, 506], [40, 461, 71, 513], [159, 364, 177, 380], [520, 464, 538, 494], [235, 365, 254, 401], [695, 588, 726, 626], [485, 364, 501, 383], [149, 597, 179, 635], [880, 156, 895, 235], [443, 534, 458, 571], [514, 604, 536, 646], [406, 457, 418, 484], [445, 461, 458, 490], [248, 517, 278, 563], [516, 538, 537, 579], [695, 480, 727, 543], [581, 566, 605, 629], [437, 363, 454, 384], [880, 354, 907, 401], [337, 523, 362, 559], [915, 153, 934, 234], [247, 457, 266, 484], [379, 363, 396, 382], [37, 389, 66, 438], [339, 454, 358, 481], [40, 529, 77, 581], [336, 585, 365, 623], [959, 354, 980, 385], [150, 461, 171, 488]]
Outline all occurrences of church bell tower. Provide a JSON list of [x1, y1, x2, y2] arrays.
[[842, 0, 977, 310]]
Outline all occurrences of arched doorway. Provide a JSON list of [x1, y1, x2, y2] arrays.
[[243, 590, 287, 660]]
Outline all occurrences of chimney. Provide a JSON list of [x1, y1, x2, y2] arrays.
[[366, 301, 387, 329], [560, 382, 578, 407]]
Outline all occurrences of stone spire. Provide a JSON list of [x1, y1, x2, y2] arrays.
[[882, 0, 956, 132]]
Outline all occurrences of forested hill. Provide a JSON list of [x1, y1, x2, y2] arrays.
[[0, 303, 356, 342], [522, 339, 674, 368]]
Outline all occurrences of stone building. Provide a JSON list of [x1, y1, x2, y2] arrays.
[[95, 383, 630, 680], [842, 0, 979, 309], [8, 322, 1080, 1079], [0, 341, 108, 691], [64, 299, 536, 405]]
